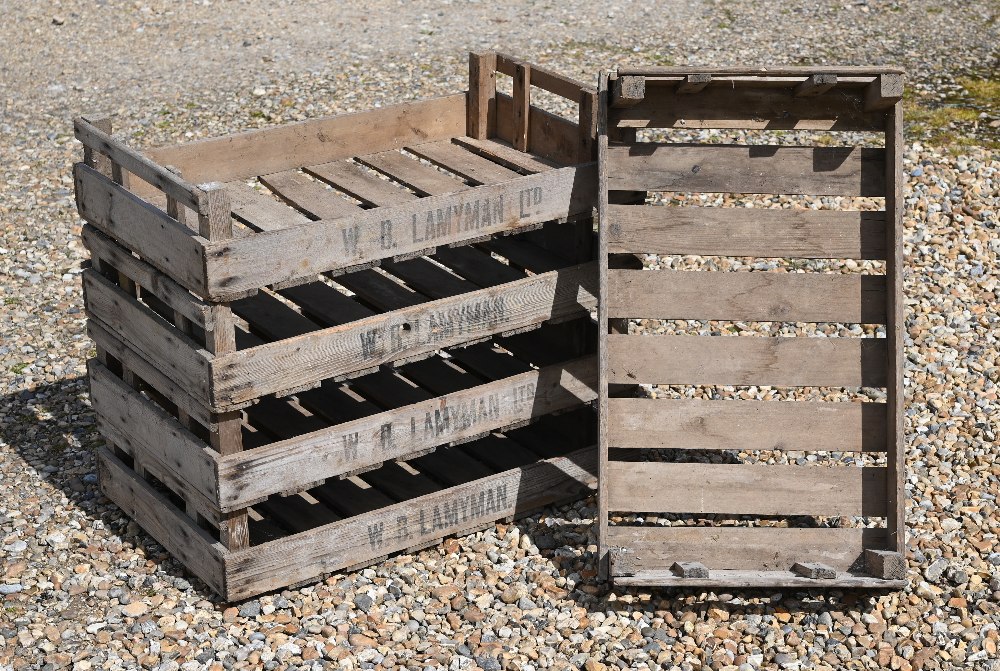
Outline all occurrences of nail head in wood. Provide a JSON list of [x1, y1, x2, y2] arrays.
[[611, 76, 645, 108], [791, 562, 837, 579], [864, 73, 904, 111], [676, 74, 712, 94], [671, 561, 709, 578], [794, 74, 837, 97], [865, 549, 906, 580]]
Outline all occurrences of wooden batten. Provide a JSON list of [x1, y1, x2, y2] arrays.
[[611, 75, 645, 107], [675, 74, 711, 94]]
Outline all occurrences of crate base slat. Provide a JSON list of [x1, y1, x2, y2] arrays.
[[613, 570, 906, 589]]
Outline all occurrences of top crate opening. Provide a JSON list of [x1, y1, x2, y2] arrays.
[[73, 52, 598, 303]]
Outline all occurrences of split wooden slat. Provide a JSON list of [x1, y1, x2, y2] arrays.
[[305, 160, 416, 207], [407, 140, 520, 185], [453, 136, 560, 174]]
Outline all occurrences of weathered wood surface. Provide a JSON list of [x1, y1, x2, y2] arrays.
[[468, 51, 496, 139], [83, 269, 212, 402], [211, 262, 598, 407], [145, 93, 467, 186], [202, 165, 596, 299], [886, 102, 905, 553], [614, 570, 905, 589], [89, 361, 220, 517], [866, 74, 905, 111], [605, 462, 887, 516], [75, 163, 207, 295], [223, 446, 597, 600], [866, 549, 906, 580], [216, 357, 598, 510], [453, 136, 559, 174], [612, 87, 882, 131], [407, 140, 520, 185], [608, 398, 887, 451], [794, 74, 837, 97], [596, 72, 612, 580], [607, 144, 886, 196], [607, 334, 888, 387], [618, 66, 905, 76], [606, 206, 887, 259], [97, 447, 226, 595], [607, 270, 887, 322], [305, 160, 416, 207], [605, 525, 887, 573], [792, 562, 837, 579], [259, 170, 359, 219], [495, 93, 582, 166], [356, 150, 465, 196], [611, 75, 645, 107], [676, 74, 712, 94], [496, 53, 592, 102]]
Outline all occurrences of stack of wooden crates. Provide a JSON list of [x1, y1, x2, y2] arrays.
[[77, 53, 601, 600]]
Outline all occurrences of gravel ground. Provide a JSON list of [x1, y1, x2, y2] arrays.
[[2, 1, 999, 670]]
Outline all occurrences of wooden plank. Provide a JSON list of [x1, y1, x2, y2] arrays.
[[83, 269, 212, 403], [433, 246, 526, 287], [611, 76, 645, 108], [145, 93, 467, 185], [606, 334, 887, 387], [407, 140, 520, 185], [612, 88, 882, 131], [605, 462, 887, 516], [89, 361, 220, 516], [74, 163, 207, 296], [382, 258, 478, 298], [608, 398, 887, 452], [495, 93, 581, 167], [202, 165, 596, 299], [225, 181, 310, 231], [216, 357, 596, 509], [259, 170, 359, 219], [607, 526, 888, 574], [607, 270, 887, 322], [606, 206, 887, 259], [453, 137, 560, 174], [81, 225, 211, 329], [223, 446, 597, 600], [792, 562, 837, 579], [468, 51, 496, 139], [794, 74, 837, 97], [866, 549, 906, 580], [97, 447, 227, 596], [885, 102, 905, 553], [606, 144, 886, 196], [279, 281, 374, 326], [618, 66, 905, 76], [495, 53, 591, 102], [356, 150, 467, 196], [305, 160, 416, 207], [596, 72, 612, 580], [676, 74, 711, 94], [614, 570, 905, 589], [87, 320, 213, 427], [865, 74, 904, 111], [512, 61, 531, 152]]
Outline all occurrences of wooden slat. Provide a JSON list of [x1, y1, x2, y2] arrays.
[[606, 462, 887, 516], [468, 51, 496, 140], [225, 182, 310, 231], [145, 93, 467, 186], [216, 357, 596, 509], [89, 361, 220, 516], [676, 74, 711, 94], [453, 136, 560, 174], [259, 170, 359, 219], [618, 66, 905, 76], [356, 150, 467, 196], [82, 225, 212, 329], [223, 446, 596, 600], [495, 93, 581, 167], [83, 269, 211, 403], [596, 72, 612, 580], [607, 270, 887, 322], [512, 61, 531, 152], [606, 206, 887, 259], [615, 570, 905, 589], [608, 398, 886, 451], [407, 140, 520, 185], [606, 334, 888, 387], [865, 74, 904, 112], [885, 102, 905, 553], [794, 74, 837, 97], [74, 163, 207, 296], [612, 87, 883, 131], [611, 75, 645, 107], [606, 525, 888, 573], [210, 262, 598, 407], [97, 448, 226, 596], [496, 53, 592, 102], [305, 160, 416, 207], [607, 144, 886, 196], [202, 165, 596, 299]]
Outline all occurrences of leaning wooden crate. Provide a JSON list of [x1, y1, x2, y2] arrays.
[[76, 52, 600, 600], [596, 67, 906, 588]]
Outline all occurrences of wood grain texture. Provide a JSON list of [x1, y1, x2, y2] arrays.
[[453, 136, 559, 174], [305, 160, 416, 207], [885, 102, 905, 552], [606, 206, 887, 259], [607, 334, 887, 387], [607, 270, 887, 322], [202, 165, 596, 299], [223, 446, 597, 600], [210, 262, 598, 407], [406, 140, 520, 185], [606, 462, 887, 516], [608, 398, 887, 451], [618, 66, 905, 76], [496, 53, 592, 102], [607, 144, 886, 196], [596, 72, 612, 580], [356, 150, 466, 196], [512, 60, 531, 152], [468, 51, 496, 139], [495, 93, 581, 166], [259, 170, 359, 219], [612, 87, 882, 131], [606, 525, 887, 573], [216, 356, 597, 509], [83, 269, 212, 403], [75, 163, 207, 296], [225, 181, 310, 231], [614, 569, 905, 589], [145, 93, 467, 185], [89, 361, 220, 517], [97, 447, 226, 596]]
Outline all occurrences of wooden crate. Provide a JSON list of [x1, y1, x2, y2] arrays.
[[596, 67, 906, 588], [77, 52, 599, 600]]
